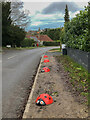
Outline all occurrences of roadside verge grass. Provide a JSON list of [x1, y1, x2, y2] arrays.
[[56, 55, 89, 104], [48, 48, 61, 52], [2, 47, 36, 50]]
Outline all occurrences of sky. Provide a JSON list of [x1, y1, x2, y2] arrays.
[[21, 0, 89, 31]]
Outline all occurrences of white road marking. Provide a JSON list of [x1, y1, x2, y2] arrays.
[[8, 55, 16, 60]]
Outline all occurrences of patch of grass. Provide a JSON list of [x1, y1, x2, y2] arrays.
[[56, 55, 89, 103], [2, 47, 36, 50], [16, 47, 36, 50], [2, 46, 48, 50], [88, 73, 90, 106], [0, 47, 2, 52], [49, 48, 61, 52]]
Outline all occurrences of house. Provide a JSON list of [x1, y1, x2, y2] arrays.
[[27, 30, 38, 35], [26, 35, 53, 45]]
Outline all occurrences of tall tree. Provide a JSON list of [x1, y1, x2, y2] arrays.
[[2, 1, 26, 47], [40, 28, 61, 41], [2, 2, 12, 46], [38, 27, 40, 31], [64, 4, 70, 23], [0, 2, 2, 47], [88, 2, 90, 35], [8, 24, 26, 47], [11, 1, 31, 29]]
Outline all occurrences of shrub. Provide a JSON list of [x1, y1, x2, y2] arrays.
[[21, 38, 36, 47], [43, 41, 59, 46], [62, 5, 90, 52]]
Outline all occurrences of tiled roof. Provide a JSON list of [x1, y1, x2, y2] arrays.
[[26, 35, 53, 42], [38, 35, 53, 42]]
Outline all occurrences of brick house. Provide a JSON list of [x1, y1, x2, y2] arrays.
[[26, 35, 53, 45]]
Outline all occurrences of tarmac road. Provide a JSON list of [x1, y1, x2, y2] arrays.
[[2, 47, 59, 118]]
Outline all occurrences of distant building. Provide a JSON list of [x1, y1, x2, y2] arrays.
[[26, 35, 53, 45], [27, 31, 38, 35]]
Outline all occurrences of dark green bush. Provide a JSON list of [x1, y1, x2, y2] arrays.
[[2, 2, 26, 47], [63, 5, 90, 52], [21, 38, 36, 47], [40, 28, 61, 41], [43, 41, 59, 46]]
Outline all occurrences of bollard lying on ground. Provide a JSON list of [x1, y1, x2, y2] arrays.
[[44, 55, 48, 58], [41, 67, 50, 72], [44, 59, 50, 63], [35, 93, 53, 106]]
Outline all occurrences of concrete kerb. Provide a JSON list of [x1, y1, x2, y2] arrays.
[[22, 54, 44, 118]]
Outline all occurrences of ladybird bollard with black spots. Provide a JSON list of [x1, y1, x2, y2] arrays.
[[44, 59, 50, 63], [35, 93, 53, 106], [44, 55, 48, 58], [41, 67, 50, 73]]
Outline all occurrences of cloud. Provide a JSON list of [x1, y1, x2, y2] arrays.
[[23, 2, 51, 16], [30, 12, 64, 27], [31, 21, 42, 26], [31, 12, 64, 21], [26, 21, 64, 31], [22, 0, 89, 3], [42, 2, 82, 14], [69, 11, 80, 18], [28, 9, 80, 30], [24, 1, 88, 31]]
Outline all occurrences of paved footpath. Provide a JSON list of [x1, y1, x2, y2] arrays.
[[23, 52, 88, 119]]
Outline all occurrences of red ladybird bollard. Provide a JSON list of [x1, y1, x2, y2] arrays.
[[41, 67, 50, 72], [44, 55, 48, 58], [43, 67, 50, 72], [35, 93, 53, 106], [44, 59, 49, 63], [37, 43, 39, 47]]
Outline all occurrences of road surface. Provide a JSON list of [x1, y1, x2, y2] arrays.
[[2, 47, 59, 118]]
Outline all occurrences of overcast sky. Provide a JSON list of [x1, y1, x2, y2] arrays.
[[21, 0, 89, 31]]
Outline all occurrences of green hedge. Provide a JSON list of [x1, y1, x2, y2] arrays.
[[21, 38, 36, 47], [64, 5, 90, 52], [43, 41, 59, 46]]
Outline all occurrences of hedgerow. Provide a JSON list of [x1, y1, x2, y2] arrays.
[[21, 38, 36, 47], [43, 41, 59, 46], [62, 5, 90, 52]]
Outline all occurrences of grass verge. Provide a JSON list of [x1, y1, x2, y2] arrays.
[[56, 55, 89, 104], [48, 48, 61, 52], [2, 47, 37, 50], [2, 46, 48, 51]]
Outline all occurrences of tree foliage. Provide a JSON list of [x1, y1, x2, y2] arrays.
[[0, 3, 1, 47], [8, 25, 26, 47], [2, 2, 12, 46], [64, 4, 70, 23], [40, 28, 61, 41], [21, 38, 36, 47], [62, 4, 90, 52], [59, 27, 65, 44], [11, 1, 31, 29], [43, 41, 59, 46], [2, 1, 26, 47]]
